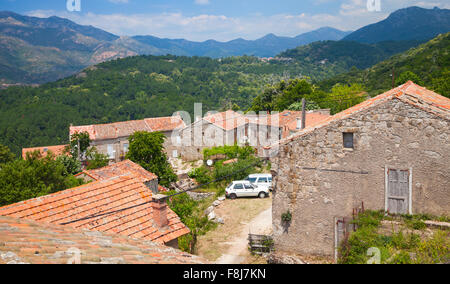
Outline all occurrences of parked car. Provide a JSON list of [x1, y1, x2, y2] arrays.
[[225, 180, 269, 199], [246, 174, 273, 191]]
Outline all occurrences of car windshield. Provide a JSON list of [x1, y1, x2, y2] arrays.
[[247, 177, 257, 183]]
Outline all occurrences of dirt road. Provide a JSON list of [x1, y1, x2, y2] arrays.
[[215, 207, 272, 264]]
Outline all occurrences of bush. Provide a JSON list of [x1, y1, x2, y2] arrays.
[[163, 190, 216, 253], [188, 166, 212, 184]]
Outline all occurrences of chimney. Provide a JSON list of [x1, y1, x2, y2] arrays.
[[152, 194, 168, 227], [296, 118, 302, 130]]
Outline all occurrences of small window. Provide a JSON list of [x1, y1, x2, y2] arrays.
[[107, 144, 115, 159], [172, 150, 178, 158], [259, 177, 268, 183], [343, 132, 354, 149], [123, 143, 129, 153], [244, 184, 254, 189], [248, 177, 257, 183], [234, 183, 244, 190]]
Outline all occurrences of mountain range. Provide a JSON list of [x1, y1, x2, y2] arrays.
[[0, 6, 449, 84]]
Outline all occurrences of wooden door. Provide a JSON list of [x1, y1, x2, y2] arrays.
[[387, 169, 410, 214]]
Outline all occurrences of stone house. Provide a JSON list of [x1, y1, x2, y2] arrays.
[[265, 82, 450, 258], [69, 115, 185, 162], [22, 144, 68, 159], [178, 110, 249, 161], [179, 110, 330, 161]]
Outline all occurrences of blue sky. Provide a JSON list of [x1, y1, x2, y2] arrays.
[[2, 0, 449, 41]]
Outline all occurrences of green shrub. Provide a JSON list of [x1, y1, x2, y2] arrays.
[[188, 166, 212, 184], [281, 210, 292, 222]]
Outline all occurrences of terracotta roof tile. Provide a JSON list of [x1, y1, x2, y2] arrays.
[[76, 160, 158, 183], [144, 116, 186, 132], [0, 216, 207, 264], [70, 116, 185, 141], [266, 82, 450, 149], [0, 173, 189, 245], [22, 145, 69, 159], [247, 110, 330, 129], [203, 110, 248, 131]]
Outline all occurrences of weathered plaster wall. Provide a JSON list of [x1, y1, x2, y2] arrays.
[[271, 98, 450, 256]]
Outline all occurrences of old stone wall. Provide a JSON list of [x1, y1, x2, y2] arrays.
[[271, 98, 450, 256], [90, 131, 177, 162]]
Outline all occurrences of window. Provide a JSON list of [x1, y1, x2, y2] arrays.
[[234, 183, 244, 190], [248, 177, 257, 183], [107, 144, 115, 159], [172, 150, 178, 158], [343, 132, 354, 149], [259, 177, 268, 183], [123, 143, 129, 153], [244, 183, 254, 189]]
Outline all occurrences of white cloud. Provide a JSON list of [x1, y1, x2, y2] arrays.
[[108, 0, 129, 3], [25, 1, 449, 42], [195, 0, 210, 5]]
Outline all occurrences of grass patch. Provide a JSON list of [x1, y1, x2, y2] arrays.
[[339, 210, 450, 264]]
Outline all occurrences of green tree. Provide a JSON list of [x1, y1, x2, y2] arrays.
[[326, 83, 367, 114], [125, 131, 177, 187], [0, 151, 84, 206], [70, 131, 91, 159], [395, 71, 424, 86], [85, 147, 109, 170], [56, 154, 82, 176], [0, 143, 15, 164]]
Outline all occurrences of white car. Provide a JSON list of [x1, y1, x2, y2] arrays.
[[246, 174, 273, 192], [225, 180, 269, 199]]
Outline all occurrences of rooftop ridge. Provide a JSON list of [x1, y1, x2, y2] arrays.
[[266, 82, 449, 149], [0, 173, 141, 216]]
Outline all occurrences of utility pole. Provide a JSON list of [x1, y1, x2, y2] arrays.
[[301, 98, 306, 129], [77, 138, 81, 161], [391, 67, 395, 88]]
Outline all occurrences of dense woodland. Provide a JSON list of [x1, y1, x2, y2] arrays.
[[317, 32, 450, 96], [0, 32, 448, 157], [0, 55, 355, 155]]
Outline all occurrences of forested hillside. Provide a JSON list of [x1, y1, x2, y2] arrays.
[[279, 40, 424, 70], [1, 31, 448, 157], [343, 6, 450, 43], [317, 32, 450, 97], [0, 55, 340, 155], [0, 11, 350, 84]]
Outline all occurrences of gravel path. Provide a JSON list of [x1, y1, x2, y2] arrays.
[[215, 207, 272, 264]]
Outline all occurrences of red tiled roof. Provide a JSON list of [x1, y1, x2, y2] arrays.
[[0, 174, 190, 245], [203, 110, 248, 131], [266, 82, 450, 148], [144, 116, 186, 132], [76, 160, 158, 183], [247, 110, 330, 129], [222, 158, 238, 165], [21, 145, 68, 159], [286, 112, 331, 132], [0, 216, 207, 264], [70, 116, 185, 141]]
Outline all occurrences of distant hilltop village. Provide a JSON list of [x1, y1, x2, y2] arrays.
[[258, 57, 294, 62]]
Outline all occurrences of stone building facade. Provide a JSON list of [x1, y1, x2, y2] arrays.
[[69, 115, 185, 163], [178, 110, 330, 161], [266, 82, 450, 257]]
